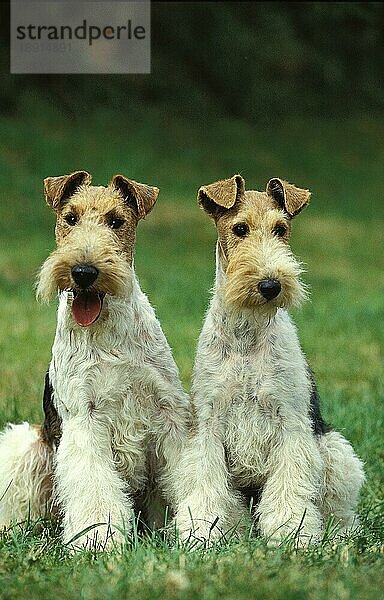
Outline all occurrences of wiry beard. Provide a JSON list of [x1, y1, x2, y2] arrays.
[[36, 226, 132, 303], [223, 237, 308, 313]]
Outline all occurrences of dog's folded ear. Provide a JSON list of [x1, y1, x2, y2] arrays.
[[198, 175, 245, 219], [111, 175, 159, 220], [266, 178, 311, 218], [44, 171, 92, 211]]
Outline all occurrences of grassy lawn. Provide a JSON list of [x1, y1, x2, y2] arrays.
[[0, 103, 383, 598]]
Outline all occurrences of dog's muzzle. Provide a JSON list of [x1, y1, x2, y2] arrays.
[[70, 264, 104, 327]]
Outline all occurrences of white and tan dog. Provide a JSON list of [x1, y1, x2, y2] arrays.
[[0, 171, 190, 549], [173, 175, 365, 545]]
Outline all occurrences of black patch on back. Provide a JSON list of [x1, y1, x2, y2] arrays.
[[308, 369, 331, 436], [41, 370, 62, 449]]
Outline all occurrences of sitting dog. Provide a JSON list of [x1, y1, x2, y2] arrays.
[[173, 175, 365, 545], [0, 171, 190, 549]]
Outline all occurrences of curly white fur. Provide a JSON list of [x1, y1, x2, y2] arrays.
[[173, 246, 365, 544], [0, 273, 190, 549], [0, 423, 53, 528]]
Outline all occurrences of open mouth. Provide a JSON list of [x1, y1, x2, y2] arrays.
[[71, 291, 105, 327]]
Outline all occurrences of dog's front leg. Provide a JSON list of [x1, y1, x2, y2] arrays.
[[172, 427, 246, 545], [257, 429, 323, 545], [55, 415, 132, 550]]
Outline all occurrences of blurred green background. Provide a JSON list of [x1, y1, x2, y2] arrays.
[[0, 2, 383, 596], [0, 0, 382, 421]]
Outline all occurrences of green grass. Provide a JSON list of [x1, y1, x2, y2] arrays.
[[0, 102, 383, 598], [0, 517, 383, 600]]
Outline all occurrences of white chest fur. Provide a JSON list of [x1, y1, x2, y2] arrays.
[[49, 276, 189, 488], [192, 295, 311, 486]]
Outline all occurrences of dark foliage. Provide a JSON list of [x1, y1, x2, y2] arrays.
[[1, 2, 382, 120]]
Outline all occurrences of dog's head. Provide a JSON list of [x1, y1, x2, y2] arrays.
[[198, 175, 310, 313], [37, 171, 159, 327]]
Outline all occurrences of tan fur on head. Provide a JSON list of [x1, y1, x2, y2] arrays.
[[198, 175, 245, 218], [44, 171, 92, 211], [111, 175, 159, 220], [224, 236, 307, 312], [198, 175, 311, 312], [37, 173, 159, 302], [36, 223, 132, 302]]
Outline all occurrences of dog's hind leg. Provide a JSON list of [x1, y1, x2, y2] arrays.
[[317, 430, 365, 533], [0, 422, 53, 528]]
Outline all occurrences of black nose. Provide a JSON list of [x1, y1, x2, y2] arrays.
[[71, 265, 99, 289], [258, 279, 281, 301]]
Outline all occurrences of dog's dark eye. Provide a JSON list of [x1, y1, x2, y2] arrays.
[[64, 214, 78, 226], [108, 216, 125, 230], [232, 223, 249, 237], [273, 225, 287, 237]]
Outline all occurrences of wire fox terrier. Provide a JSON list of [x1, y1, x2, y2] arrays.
[[0, 171, 190, 549], [173, 175, 365, 545]]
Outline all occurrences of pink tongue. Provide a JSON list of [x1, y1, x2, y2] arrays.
[[72, 292, 102, 327]]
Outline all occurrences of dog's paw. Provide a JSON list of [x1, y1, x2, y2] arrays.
[[259, 505, 322, 547], [172, 514, 225, 548]]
